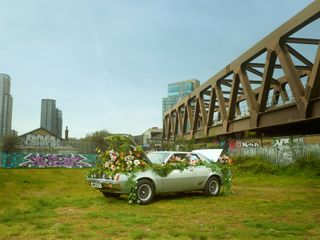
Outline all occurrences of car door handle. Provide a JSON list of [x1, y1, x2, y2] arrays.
[[189, 168, 194, 172]]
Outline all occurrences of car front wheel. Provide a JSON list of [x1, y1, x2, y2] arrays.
[[204, 176, 221, 196], [136, 179, 155, 205]]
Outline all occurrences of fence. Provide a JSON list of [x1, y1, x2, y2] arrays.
[[232, 144, 320, 165]]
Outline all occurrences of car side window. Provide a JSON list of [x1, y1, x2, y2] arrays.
[[167, 154, 189, 164], [189, 155, 199, 161]]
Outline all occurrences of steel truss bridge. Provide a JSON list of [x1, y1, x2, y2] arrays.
[[163, 1, 320, 141]]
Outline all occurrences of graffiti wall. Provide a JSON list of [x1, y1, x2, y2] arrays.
[[19, 128, 62, 148], [272, 136, 305, 163], [1, 153, 97, 168], [231, 134, 320, 164]]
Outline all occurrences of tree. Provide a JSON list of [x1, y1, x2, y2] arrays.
[[83, 130, 111, 153], [2, 134, 21, 153]]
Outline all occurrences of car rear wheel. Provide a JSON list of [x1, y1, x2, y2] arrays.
[[136, 179, 155, 205], [204, 176, 221, 196]]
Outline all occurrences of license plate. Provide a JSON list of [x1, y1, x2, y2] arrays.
[[91, 182, 102, 188]]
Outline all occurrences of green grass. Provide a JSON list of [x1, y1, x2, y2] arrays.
[[0, 169, 319, 239]]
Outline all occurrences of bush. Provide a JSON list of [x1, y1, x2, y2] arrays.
[[232, 153, 320, 177], [294, 152, 320, 176], [232, 155, 277, 174], [2, 135, 21, 153]]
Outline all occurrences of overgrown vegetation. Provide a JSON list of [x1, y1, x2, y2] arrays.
[[1, 134, 21, 153], [232, 153, 320, 177]]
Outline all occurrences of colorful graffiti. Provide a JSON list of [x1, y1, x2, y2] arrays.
[[1, 153, 97, 168], [20, 154, 91, 168]]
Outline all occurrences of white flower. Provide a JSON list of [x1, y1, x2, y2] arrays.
[[125, 155, 133, 162], [104, 161, 111, 168], [133, 159, 140, 166]]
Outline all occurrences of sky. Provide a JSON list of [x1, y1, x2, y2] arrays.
[[0, 0, 314, 138]]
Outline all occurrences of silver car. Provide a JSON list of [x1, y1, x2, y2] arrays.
[[87, 151, 223, 204]]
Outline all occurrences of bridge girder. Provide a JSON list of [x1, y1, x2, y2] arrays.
[[163, 1, 320, 140]]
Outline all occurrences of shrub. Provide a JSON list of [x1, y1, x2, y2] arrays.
[[232, 153, 320, 177], [294, 152, 320, 176], [232, 155, 277, 174]]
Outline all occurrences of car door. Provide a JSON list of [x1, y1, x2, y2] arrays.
[[161, 153, 198, 192]]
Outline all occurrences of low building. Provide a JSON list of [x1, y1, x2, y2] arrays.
[[142, 127, 163, 150], [18, 127, 76, 153]]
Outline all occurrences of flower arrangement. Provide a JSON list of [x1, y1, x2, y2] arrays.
[[93, 135, 149, 178]]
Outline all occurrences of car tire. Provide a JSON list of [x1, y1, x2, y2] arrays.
[[136, 179, 155, 205], [204, 176, 221, 196], [102, 192, 120, 198]]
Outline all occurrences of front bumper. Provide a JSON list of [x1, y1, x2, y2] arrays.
[[87, 177, 123, 193], [87, 178, 122, 192]]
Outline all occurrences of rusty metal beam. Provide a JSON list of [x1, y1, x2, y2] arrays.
[[227, 74, 240, 121], [276, 43, 307, 115], [286, 37, 320, 45], [307, 44, 320, 100], [163, 1, 320, 140], [207, 86, 216, 128], [286, 44, 313, 66], [258, 50, 277, 113], [247, 62, 311, 70]]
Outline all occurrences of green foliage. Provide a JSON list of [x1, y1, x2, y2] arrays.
[[204, 162, 233, 194], [244, 131, 257, 139], [83, 129, 111, 152], [2, 134, 21, 153], [292, 152, 320, 176], [232, 153, 320, 177], [151, 161, 190, 177], [92, 135, 148, 178], [232, 155, 278, 174], [127, 174, 138, 204]]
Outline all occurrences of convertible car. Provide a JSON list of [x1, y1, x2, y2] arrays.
[[87, 151, 224, 204]]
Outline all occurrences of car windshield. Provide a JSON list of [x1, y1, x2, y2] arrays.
[[195, 153, 212, 163], [147, 152, 171, 164]]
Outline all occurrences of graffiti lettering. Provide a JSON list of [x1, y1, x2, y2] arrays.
[[273, 138, 290, 148], [19, 154, 92, 168], [23, 134, 61, 147], [240, 142, 260, 148]]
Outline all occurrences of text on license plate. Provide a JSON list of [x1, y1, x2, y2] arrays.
[[91, 182, 102, 188]]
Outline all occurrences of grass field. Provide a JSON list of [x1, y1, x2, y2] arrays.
[[0, 169, 319, 240]]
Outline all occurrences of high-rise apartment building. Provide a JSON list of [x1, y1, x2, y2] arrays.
[[40, 99, 63, 137], [0, 73, 13, 137], [56, 108, 62, 138], [162, 79, 200, 116]]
